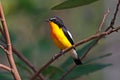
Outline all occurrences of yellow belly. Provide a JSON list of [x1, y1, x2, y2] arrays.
[[51, 30, 72, 49], [50, 22, 72, 50]]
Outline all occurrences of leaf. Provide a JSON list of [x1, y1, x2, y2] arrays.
[[50, 71, 63, 80], [64, 63, 112, 80], [0, 72, 13, 80], [50, 63, 112, 80], [52, 0, 98, 10], [60, 39, 98, 69], [16, 62, 32, 74], [49, 39, 112, 79], [86, 53, 112, 63], [77, 39, 98, 57], [41, 65, 64, 80]]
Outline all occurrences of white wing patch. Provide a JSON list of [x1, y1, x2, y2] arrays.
[[67, 30, 73, 40]]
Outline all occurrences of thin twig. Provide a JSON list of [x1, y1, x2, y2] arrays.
[[59, 26, 118, 80], [60, 65, 77, 80], [12, 47, 45, 80], [59, 38, 100, 80], [0, 44, 8, 53], [0, 3, 21, 80], [105, 0, 120, 31], [0, 64, 11, 71], [81, 39, 99, 60], [0, 7, 44, 80], [81, 8, 110, 61], [59, 1, 120, 79], [31, 25, 120, 80], [97, 8, 110, 33], [0, 33, 45, 80], [32, 4, 120, 78], [59, 38, 101, 80]]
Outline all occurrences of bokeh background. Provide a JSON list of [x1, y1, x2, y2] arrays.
[[0, 0, 120, 80]]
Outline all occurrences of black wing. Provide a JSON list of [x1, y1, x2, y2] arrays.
[[62, 26, 74, 45]]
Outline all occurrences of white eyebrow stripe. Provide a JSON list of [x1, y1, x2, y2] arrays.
[[50, 17, 56, 20]]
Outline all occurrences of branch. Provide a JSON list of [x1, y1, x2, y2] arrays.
[[105, 0, 120, 31], [59, 26, 120, 80], [60, 65, 77, 80], [12, 47, 45, 80], [0, 44, 8, 53], [81, 8, 110, 61], [0, 32, 45, 80], [31, 2, 120, 78], [0, 64, 11, 71], [59, 0, 120, 79], [31, 25, 120, 80], [0, 2, 21, 80], [60, 38, 101, 80], [97, 8, 110, 33]]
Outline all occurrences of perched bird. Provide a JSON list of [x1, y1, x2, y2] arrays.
[[47, 16, 82, 65]]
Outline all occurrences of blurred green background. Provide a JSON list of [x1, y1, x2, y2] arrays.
[[0, 0, 120, 80]]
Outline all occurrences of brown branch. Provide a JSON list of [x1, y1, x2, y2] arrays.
[[59, 38, 101, 80], [81, 39, 99, 60], [59, 1, 120, 79], [31, 5, 120, 78], [105, 0, 120, 31], [97, 9, 110, 33], [59, 26, 120, 80], [60, 38, 100, 80], [0, 44, 8, 53], [77, 0, 120, 61], [12, 47, 45, 80], [0, 38, 45, 79], [60, 65, 77, 80], [81, 8, 110, 61], [0, 28, 45, 80], [32, 2, 120, 77], [0, 64, 11, 71], [31, 25, 120, 80], [0, 2, 21, 80], [0, 30, 45, 80]]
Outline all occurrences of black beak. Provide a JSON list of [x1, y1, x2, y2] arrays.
[[45, 19, 50, 22]]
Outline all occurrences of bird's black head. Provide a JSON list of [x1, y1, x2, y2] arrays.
[[47, 16, 64, 27]]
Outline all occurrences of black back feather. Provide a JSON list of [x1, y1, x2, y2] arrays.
[[62, 26, 74, 45]]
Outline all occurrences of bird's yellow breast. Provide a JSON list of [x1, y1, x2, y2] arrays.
[[49, 22, 72, 50]]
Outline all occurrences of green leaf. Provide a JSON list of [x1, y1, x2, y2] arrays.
[[16, 62, 32, 74], [50, 71, 63, 80], [60, 39, 98, 69], [52, 0, 98, 10], [50, 63, 111, 80], [86, 53, 112, 63], [77, 39, 98, 57], [49, 39, 112, 80], [0, 72, 13, 80], [64, 63, 112, 80], [42, 66, 63, 77]]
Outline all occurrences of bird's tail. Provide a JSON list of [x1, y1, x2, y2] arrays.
[[70, 49, 82, 65]]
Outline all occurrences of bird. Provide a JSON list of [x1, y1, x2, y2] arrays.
[[47, 16, 82, 65]]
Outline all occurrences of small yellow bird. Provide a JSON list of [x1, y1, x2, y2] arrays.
[[47, 16, 82, 65]]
